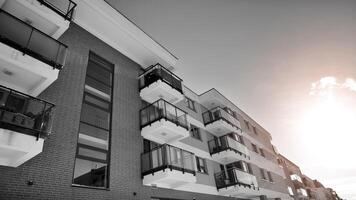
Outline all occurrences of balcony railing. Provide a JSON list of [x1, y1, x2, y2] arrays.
[[141, 144, 196, 176], [38, 0, 77, 21], [140, 99, 188, 130], [0, 9, 67, 70], [139, 63, 183, 94], [202, 107, 240, 129], [0, 85, 55, 139], [208, 134, 248, 158], [215, 168, 258, 190]]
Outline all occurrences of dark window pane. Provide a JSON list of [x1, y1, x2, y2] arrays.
[[73, 158, 108, 187], [80, 102, 110, 130], [87, 60, 112, 86], [85, 76, 111, 96], [78, 146, 107, 161], [84, 93, 110, 110]]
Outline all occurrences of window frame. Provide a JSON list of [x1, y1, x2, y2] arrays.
[[251, 143, 259, 153], [260, 168, 267, 180], [72, 52, 114, 189], [196, 156, 208, 174], [267, 171, 274, 182], [190, 124, 202, 141], [185, 97, 196, 112]]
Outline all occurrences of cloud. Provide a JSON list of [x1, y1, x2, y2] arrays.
[[310, 76, 356, 96]]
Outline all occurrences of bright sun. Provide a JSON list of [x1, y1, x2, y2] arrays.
[[300, 77, 356, 169]]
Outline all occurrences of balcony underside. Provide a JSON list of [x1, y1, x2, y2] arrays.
[[0, 128, 44, 167], [143, 168, 197, 189], [211, 150, 249, 164], [141, 119, 189, 144], [140, 80, 184, 104], [0, 42, 59, 96], [0, 0, 69, 39], [205, 119, 239, 137]]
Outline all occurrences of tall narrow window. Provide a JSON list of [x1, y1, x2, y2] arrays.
[[73, 53, 114, 188], [196, 157, 208, 174], [259, 148, 265, 157], [186, 97, 196, 112], [190, 124, 201, 140], [260, 168, 267, 180], [267, 171, 274, 182], [251, 143, 258, 153], [252, 126, 258, 135], [244, 120, 250, 130]]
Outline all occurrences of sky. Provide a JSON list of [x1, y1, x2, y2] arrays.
[[107, 0, 356, 198]]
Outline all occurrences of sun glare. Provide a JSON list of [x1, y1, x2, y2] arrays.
[[300, 77, 356, 169]]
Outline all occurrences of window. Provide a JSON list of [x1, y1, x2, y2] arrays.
[[260, 168, 267, 180], [267, 171, 274, 182], [252, 126, 258, 135], [251, 143, 258, 153], [190, 124, 201, 140], [259, 148, 265, 157], [196, 157, 208, 174], [247, 163, 253, 174], [73, 52, 114, 188], [244, 120, 250, 130], [185, 97, 196, 112]]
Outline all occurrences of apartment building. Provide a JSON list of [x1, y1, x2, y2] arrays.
[[277, 155, 309, 200], [302, 176, 342, 200], [0, 1, 331, 200]]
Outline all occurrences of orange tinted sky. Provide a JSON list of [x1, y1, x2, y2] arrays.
[[108, 0, 356, 198]]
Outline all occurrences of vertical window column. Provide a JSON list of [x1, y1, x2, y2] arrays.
[[72, 52, 114, 188]]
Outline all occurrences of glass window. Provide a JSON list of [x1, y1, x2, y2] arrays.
[[190, 124, 201, 140], [244, 120, 250, 130], [252, 126, 258, 135], [73, 52, 114, 188], [260, 168, 267, 180], [267, 171, 274, 182], [252, 143, 259, 153], [259, 148, 265, 157], [196, 157, 208, 174], [185, 97, 196, 112]]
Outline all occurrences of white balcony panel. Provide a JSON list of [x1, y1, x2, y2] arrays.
[[141, 119, 189, 144], [205, 120, 239, 137], [0, 43, 58, 96], [235, 170, 258, 186], [0, 128, 44, 167], [143, 170, 197, 189], [0, 0, 69, 39], [219, 185, 261, 199], [140, 80, 184, 104], [212, 150, 248, 164]]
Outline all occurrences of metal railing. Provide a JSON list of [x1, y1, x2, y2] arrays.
[[0, 9, 68, 70], [208, 133, 248, 158], [214, 167, 258, 190], [38, 0, 77, 21], [0, 85, 55, 139], [141, 144, 196, 177], [202, 106, 240, 129], [138, 63, 183, 94], [140, 99, 188, 130]]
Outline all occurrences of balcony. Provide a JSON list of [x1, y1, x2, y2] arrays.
[[140, 99, 189, 144], [142, 144, 197, 189], [208, 133, 249, 164], [139, 63, 184, 103], [202, 107, 241, 137], [0, 9, 67, 96], [0, 0, 76, 39], [215, 168, 259, 198], [0, 85, 55, 167]]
